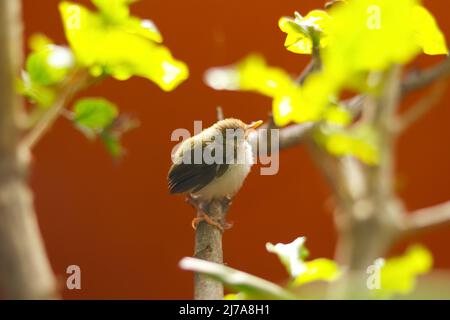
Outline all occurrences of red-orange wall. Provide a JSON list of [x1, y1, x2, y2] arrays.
[[22, 0, 450, 299]]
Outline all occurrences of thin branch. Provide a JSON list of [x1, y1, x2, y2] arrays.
[[20, 70, 91, 150], [404, 201, 450, 235], [402, 57, 450, 94], [396, 81, 447, 132]]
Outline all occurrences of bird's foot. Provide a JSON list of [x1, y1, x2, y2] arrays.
[[191, 212, 227, 233]]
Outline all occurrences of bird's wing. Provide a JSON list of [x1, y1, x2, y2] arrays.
[[168, 139, 229, 194]]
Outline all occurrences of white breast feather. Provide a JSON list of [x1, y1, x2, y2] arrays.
[[193, 141, 254, 200]]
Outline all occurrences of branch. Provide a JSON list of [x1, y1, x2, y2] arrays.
[[396, 80, 447, 132], [0, 0, 57, 299], [402, 57, 450, 94], [20, 70, 91, 150], [193, 199, 228, 299], [404, 201, 450, 235]]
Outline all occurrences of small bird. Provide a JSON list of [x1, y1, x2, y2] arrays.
[[168, 118, 263, 231]]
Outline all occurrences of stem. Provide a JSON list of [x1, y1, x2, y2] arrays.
[[194, 200, 227, 300], [0, 0, 57, 299], [21, 70, 91, 150]]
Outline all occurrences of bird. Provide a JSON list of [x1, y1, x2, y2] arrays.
[[168, 118, 263, 231]]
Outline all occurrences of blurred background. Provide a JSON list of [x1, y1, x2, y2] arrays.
[[22, 0, 450, 299]]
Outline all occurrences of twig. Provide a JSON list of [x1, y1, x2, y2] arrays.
[[216, 106, 224, 121], [0, 0, 58, 299], [396, 81, 447, 132], [402, 57, 450, 94], [20, 70, 91, 150], [404, 201, 450, 235]]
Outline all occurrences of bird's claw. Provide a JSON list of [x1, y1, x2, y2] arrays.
[[191, 213, 227, 233]]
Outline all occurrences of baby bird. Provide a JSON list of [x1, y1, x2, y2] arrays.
[[168, 118, 263, 231]]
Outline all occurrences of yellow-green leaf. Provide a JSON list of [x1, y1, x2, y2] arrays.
[[26, 45, 74, 86], [375, 245, 433, 299], [293, 258, 340, 286], [73, 98, 118, 130], [59, 1, 188, 91], [279, 10, 331, 54], [314, 125, 380, 165], [411, 5, 448, 55]]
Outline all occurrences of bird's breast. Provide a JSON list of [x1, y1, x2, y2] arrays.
[[193, 140, 254, 200]]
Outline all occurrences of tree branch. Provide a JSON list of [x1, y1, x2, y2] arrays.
[[193, 200, 227, 300], [402, 57, 450, 94], [20, 70, 91, 150], [396, 81, 447, 132], [404, 201, 450, 235], [0, 0, 57, 299]]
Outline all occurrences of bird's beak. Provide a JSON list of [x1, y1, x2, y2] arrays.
[[245, 120, 263, 131], [244, 120, 263, 139]]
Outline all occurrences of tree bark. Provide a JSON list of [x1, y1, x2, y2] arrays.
[[193, 200, 226, 300], [0, 0, 57, 299]]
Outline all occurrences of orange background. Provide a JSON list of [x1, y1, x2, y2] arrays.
[[22, 0, 450, 299]]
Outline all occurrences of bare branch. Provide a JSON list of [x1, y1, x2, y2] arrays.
[[404, 201, 450, 235], [216, 106, 224, 121], [396, 81, 447, 132], [402, 57, 450, 94], [20, 70, 91, 150], [193, 200, 227, 300]]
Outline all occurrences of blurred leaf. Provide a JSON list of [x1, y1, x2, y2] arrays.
[[266, 237, 309, 278], [29, 33, 54, 52], [16, 73, 56, 107], [314, 125, 380, 165], [59, 1, 188, 91], [73, 98, 118, 130], [323, 104, 352, 126], [26, 45, 74, 86], [179, 257, 296, 300], [101, 133, 123, 158], [278, 10, 331, 54], [375, 245, 433, 299], [411, 5, 448, 55], [293, 258, 340, 286], [266, 237, 340, 286]]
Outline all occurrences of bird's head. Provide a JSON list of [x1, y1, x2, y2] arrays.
[[213, 118, 263, 140]]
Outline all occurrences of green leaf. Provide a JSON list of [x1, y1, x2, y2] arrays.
[[101, 133, 123, 158], [16, 74, 56, 107], [266, 237, 340, 286], [374, 245, 433, 299], [179, 257, 296, 300], [278, 10, 331, 54], [293, 258, 340, 286], [26, 45, 74, 86], [73, 98, 118, 130], [59, 1, 188, 91], [314, 124, 380, 165]]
